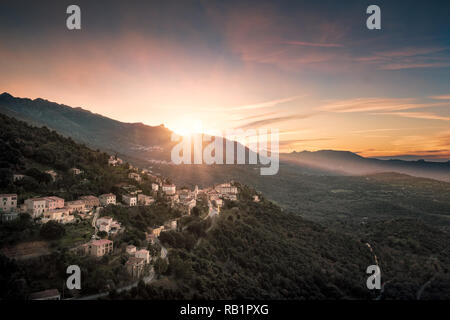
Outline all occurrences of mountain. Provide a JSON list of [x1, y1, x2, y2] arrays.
[[0, 92, 172, 160], [281, 150, 450, 182]]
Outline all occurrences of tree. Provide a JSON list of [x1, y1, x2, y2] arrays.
[[40, 221, 65, 240], [97, 231, 108, 238], [154, 258, 168, 276]]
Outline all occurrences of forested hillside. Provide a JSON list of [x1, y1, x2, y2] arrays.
[[112, 196, 450, 300], [0, 113, 131, 202]]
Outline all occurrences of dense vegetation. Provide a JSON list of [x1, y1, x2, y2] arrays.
[[110, 198, 450, 300], [0, 113, 135, 203]]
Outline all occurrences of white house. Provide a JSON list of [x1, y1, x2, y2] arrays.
[[135, 249, 150, 264], [0, 194, 17, 213], [122, 194, 137, 206], [215, 183, 238, 195], [128, 172, 142, 182], [70, 168, 83, 175], [99, 193, 116, 206], [24, 198, 47, 218], [162, 184, 176, 195]]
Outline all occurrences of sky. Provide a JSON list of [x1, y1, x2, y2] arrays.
[[0, 0, 449, 158]]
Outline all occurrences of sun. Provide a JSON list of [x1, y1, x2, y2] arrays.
[[169, 117, 204, 137]]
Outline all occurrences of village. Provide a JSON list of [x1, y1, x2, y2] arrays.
[[0, 155, 254, 300]]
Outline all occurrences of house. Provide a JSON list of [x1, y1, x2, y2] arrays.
[[1, 212, 19, 222], [41, 208, 63, 223], [108, 156, 123, 166], [151, 183, 159, 192], [122, 194, 137, 206], [128, 172, 142, 182], [89, 239, 113, 257], [45, 170, 58, 181], [164, 219, 177, 231], [99, 193, 116, 206], [0, 194, 17, 213], [44, 196, 65, 211], [253, 195, 260, 202], [222, 194, 237, 201], [215, 183, 238, 195], [125, 257, 145, 279], [138, 194, 154, 206], [178, 189, 194, 201], [13, 174, 26, 181], [126, 245, 136, 255], [65, 200, 86, 214], [149, 226, 164, 237], [79, 195, 100, 210], [162, 184, 176, 195], [110, 221, 121, 234], [96, 216, 113, 227], [99, 222, 110, 233], [70, 168, 83, 175], [29, 289, 61, 300], [135, 249, 150, 264], [96, 216, 121, 235], [24, 198, 47, 218], [41, 207, 74, 224]]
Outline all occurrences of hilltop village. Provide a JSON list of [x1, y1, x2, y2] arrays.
[[0, 154, 261, 299]]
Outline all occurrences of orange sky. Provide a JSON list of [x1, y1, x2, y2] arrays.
[[0, 0, 449, 159]]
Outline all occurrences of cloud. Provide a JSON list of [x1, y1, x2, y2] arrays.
[[319, 98, 449, 113], [278, 138, 333, 146], [228, 95, 302, 111], [232, 111, 279, 122], [374, 112, 450, 121], [430, 95, 450, 100], [238, 112, 318, 129]]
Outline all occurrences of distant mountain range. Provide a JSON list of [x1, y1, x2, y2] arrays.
[[1, 92, 449, 182], [280, 150, 450, 181]]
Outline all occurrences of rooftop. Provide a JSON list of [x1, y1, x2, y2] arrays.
[[91, 239, 112, 246]]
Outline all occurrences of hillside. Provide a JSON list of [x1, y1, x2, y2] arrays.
[[0, 112, 135, 203], [0, 92, 172, 160], [112, 197, 450, 300]]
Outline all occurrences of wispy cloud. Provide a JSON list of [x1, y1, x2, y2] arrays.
[[229, 95, 302, 111], [430, 95, 450, 100], [350, 128, 405, 134], [319, 98, 449, 113], [278, 138, 334, 146], [238, 112, 318, 129], [374, 112, 450, 121]]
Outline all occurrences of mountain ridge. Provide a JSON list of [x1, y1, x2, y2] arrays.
[[1, 92, 449, 182]]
